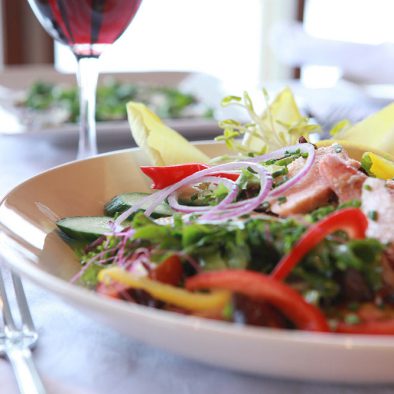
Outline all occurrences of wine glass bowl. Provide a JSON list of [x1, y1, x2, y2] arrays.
[[26, 0, 143, 158]]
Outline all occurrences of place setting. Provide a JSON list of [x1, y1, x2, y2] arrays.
[[1, 1, 394, 393]]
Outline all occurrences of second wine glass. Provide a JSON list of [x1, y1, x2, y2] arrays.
[[27, 0, 143, 159]]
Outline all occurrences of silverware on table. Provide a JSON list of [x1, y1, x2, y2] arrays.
[[307, 101, 380, 134], [0, 269, 46, 394]]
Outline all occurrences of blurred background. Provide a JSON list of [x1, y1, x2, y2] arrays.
[[1, 0, 394, 146], [2, 0, 301, 86], [4, 0, 394, 85]]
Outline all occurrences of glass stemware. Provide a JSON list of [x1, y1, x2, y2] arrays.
[[26, 0, 143, 159]]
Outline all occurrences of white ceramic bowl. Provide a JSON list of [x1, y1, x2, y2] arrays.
[[1, 142, 394, 383]]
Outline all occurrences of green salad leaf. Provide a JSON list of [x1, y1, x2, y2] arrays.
[[76, 211, 384, 308]]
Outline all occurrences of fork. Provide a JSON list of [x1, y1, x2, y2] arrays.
[[0, 269, 46, 394], [307, 101, 377, 134]]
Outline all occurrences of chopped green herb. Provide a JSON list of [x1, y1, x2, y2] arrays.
[[368, 210, 379, 221], [344, 314, 361, 325], [347, 302, 360, 312], [222, 303, 234, 320], [271, 167, 289, 178], [338, 199, 361, 209], [278, 196, 287, 205]]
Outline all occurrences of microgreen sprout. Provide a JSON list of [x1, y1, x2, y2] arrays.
[[216, 88, 320, 155]]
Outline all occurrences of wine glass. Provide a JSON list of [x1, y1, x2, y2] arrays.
[[26, 0, 143, 159]]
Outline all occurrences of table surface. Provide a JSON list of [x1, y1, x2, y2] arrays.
[[1, 134, 394, 394]]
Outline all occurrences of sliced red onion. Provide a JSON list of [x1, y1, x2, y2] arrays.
[[115, 143, 315, 226], [200, 164, 272, 222], [249, 143, 316, 197], [146, 161, 271, 219], [116, 161, 272, 225], [114, 190, 164, 226]]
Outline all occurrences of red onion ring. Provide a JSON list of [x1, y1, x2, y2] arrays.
[[199, 164, 272, 222], [115, 161, 272, 225], [249, 143, 316, 197], [143, 162, 266, 217], [115, 143, 315, 226], [167, 176, 238, 213]]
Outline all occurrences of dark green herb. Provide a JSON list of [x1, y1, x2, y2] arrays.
[[278, 196, 287, 205], [347, 302, 360, 312], [368, 210, 379, 221], [271, 167, 289, 178]]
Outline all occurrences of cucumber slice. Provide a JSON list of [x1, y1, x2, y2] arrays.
[[57, 216, 117, 242], [105, 192, 172, 219]]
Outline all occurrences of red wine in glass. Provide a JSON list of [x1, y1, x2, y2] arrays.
[[27, 0, 143, 157]]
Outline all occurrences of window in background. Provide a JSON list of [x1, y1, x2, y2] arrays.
[[55, 0, 297, 88], [0, 3, 3, 67], [302, 0, 394, 86]]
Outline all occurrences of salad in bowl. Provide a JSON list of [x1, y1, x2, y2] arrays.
[[55, 88, 394, 335]]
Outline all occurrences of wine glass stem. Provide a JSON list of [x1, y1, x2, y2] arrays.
[[76, 56, 100, 159]]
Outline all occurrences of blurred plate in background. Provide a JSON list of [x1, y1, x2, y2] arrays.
[[0, 66, 225, 149]]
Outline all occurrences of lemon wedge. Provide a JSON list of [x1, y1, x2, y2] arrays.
[[127, 102, 210, 165], [336, 103, 394, 156], [362, 151, 394, 180]]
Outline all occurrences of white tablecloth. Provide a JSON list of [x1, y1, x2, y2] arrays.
[[1, 134, 394, 394]]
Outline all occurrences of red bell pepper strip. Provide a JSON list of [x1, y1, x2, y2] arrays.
[[140, 163, 239, 189], [185, 269, 329, 332], [271, 208, 368, 281], [335, 320, 394, 335], [150, 255, 183, 286]]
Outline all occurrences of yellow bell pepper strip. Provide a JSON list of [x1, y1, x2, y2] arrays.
[[185, 269, 329, 332], [98, 267, 231, 312], [362, 152, 394, 180], [271, 208, 368, 281]]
